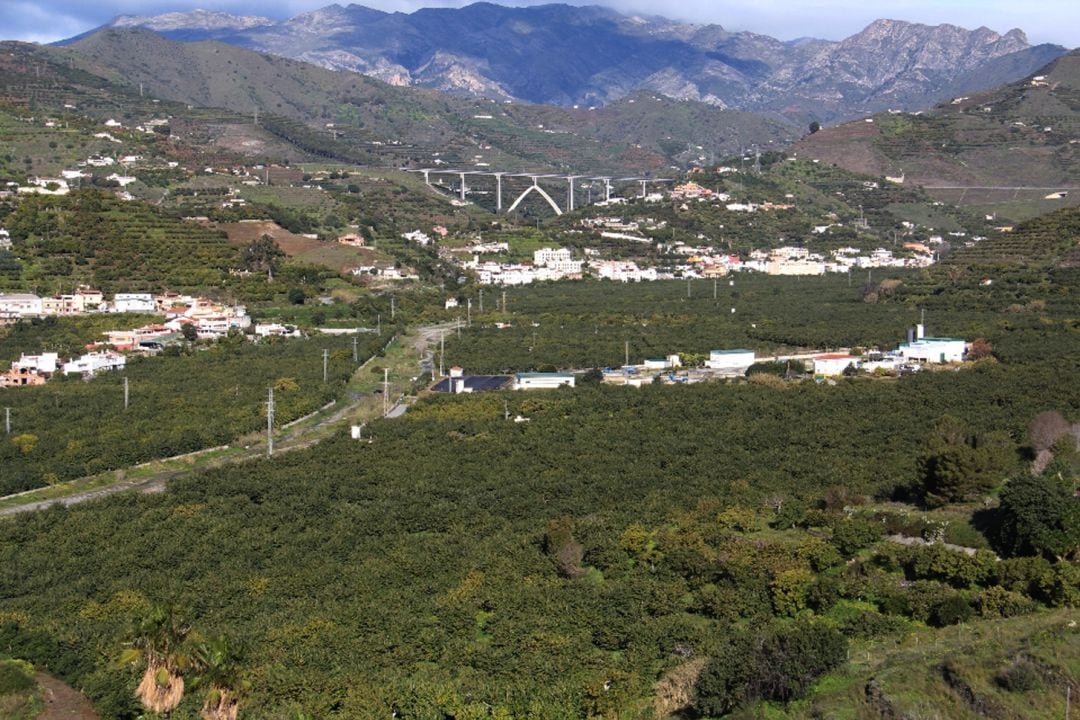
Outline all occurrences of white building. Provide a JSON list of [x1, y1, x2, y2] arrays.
[[63, 351, 126, 377], [0, 228, 10, 250], [12, 352, 59, 375], [106, 173, 137, 187], [706, 349, 756, 372], [254, 323, 302, 338], [0, 293, 43, 317], [533, 247, 584, 275], [402, 230, 433, 246], [813, 354, 859, 376], [514, 372, 575, 390], [898, 338, 966, 364], [594, 261, 657, 282], [112, 293, 156, 314]]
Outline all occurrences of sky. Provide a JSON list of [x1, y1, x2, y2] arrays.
[[3, 0, 1078, 47]]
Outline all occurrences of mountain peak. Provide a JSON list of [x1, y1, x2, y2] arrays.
[[111, 9, 276, 32]]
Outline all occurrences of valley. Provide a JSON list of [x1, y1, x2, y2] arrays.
[[0, 4, 1078, 719]]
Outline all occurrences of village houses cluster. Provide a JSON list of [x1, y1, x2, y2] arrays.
[[413, 177, 945, 287], [0, 289, 259, 388]]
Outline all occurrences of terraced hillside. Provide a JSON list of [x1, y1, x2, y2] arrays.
[[1, 191, 237, 294], [795, 49, 1080, 218], [943, 207, 1080, 268]]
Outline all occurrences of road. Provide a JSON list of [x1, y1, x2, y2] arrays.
[[0, 322, 460, 518]]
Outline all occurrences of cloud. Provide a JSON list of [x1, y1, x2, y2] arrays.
[[2, 0, 1077, 47]]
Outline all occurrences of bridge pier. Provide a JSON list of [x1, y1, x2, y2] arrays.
[[459, 172, 467, 201]]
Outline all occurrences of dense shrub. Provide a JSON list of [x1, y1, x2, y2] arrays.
[[695, 621, 847, 714], [995, 659, 1043, 692]]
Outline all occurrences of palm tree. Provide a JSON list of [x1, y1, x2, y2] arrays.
[[192, 634, 247, 720], [120, 604, 193, 719]]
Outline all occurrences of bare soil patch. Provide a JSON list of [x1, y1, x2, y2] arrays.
[[34, 672, 99, 720]]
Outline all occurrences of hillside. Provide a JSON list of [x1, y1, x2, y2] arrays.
[[794, 50, 1080, 217], [60, 29, 797, 174], [1, 191, 238, 295], [0, 40, 310, 170], [72, 4, 1068, 125]]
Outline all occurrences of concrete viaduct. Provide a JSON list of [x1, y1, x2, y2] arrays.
[[407, 169, 674, 215]]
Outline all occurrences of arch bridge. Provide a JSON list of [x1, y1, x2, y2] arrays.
[[406, 169, 674, 215]]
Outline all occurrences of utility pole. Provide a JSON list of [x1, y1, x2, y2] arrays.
[[439, 332, 445, 379], [383, 368, 389, 417], [253, 107, 259, 125], [352, 336, 358, 363], [479, 289, 484, 313], [266, 387, 274, 457], [322, 348, 329, 383], [4, 407, 9, 435], [123, 376, 129, 411], [377, 313, 382, 336], [502, 290, 507, 313], [391, 296, 395, 320], [625, 340, 629, 367], [467, 298, 472, 326], [713, 278, 718, 300], [687, 277, 691, 299]]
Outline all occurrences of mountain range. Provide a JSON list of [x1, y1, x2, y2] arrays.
[[63, 3, 1069, 125], [3, 32, 796, 174]]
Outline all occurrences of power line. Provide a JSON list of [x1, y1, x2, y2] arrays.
[[266, 387, 275, 457], [383, 368, 389, 417]]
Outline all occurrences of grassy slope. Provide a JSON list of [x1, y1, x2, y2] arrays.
[[788, 610, 1079, 720]]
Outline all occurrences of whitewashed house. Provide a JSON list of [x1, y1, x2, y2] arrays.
[[112, 293, 156, 314], [63, 351, 126, 376], [0, 293, 43, 317]]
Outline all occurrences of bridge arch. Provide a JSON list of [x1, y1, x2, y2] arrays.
[[506, 181, 563, 216]]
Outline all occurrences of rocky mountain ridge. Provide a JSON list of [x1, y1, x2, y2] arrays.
[[70, 3, 1068, 124]]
